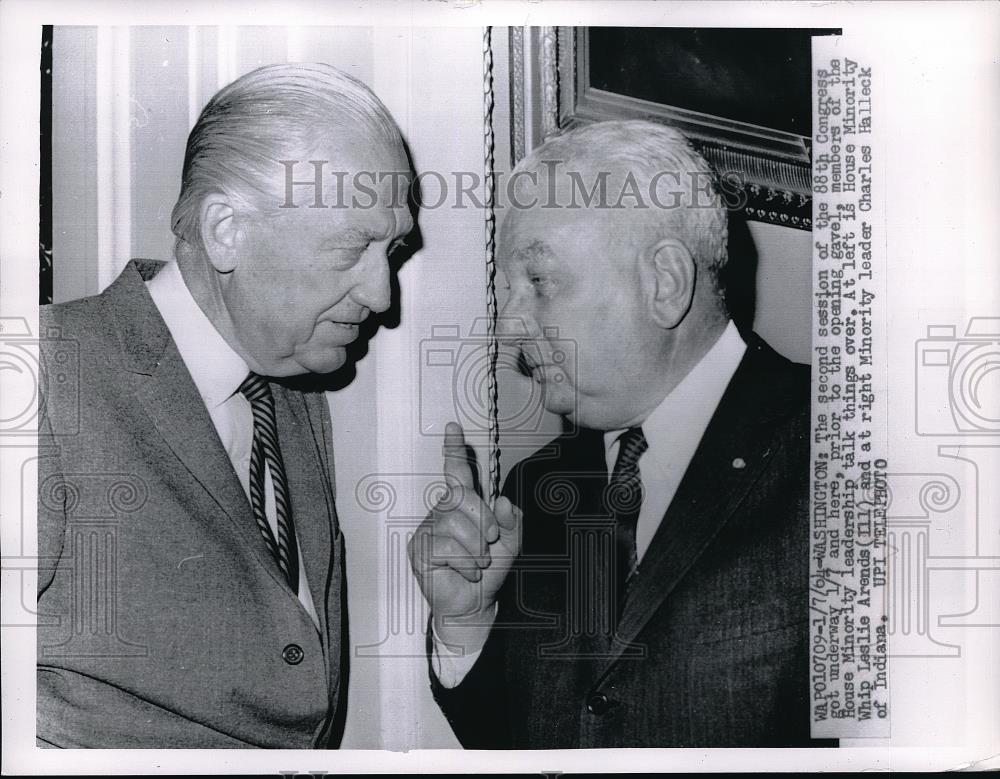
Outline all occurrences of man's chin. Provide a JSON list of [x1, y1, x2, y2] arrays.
[[285, 346, 349, 376], [539, 385, 578, 421], [303, 347, 350, 375]]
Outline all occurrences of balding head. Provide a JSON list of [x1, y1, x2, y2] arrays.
[[506, 120, 729, 304]]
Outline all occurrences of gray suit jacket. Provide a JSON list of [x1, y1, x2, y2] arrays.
[[37, 261, 348, 748], [431, 336, 833, 748]]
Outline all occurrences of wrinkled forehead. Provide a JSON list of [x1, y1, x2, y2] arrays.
[[496, 208, 609, 284], [499, 232, 556, 269], [498, 205, 569, 261], [498, 186, 645, 261]]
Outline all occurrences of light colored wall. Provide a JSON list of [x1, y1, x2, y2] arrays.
[[324, 27, 489, 750], [748, 220, 812, 365]]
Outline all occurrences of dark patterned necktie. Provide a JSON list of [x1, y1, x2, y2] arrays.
[[238, 372, 299, 594], [608, 426, 647, 616]]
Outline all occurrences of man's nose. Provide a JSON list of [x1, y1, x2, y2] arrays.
[[352, 250, 392, 314]]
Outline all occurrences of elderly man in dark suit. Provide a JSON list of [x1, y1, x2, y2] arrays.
[[37, 63, 412, 748], [410, 119, 824, 748]]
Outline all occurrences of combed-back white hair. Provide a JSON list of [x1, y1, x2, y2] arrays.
[[171, 62, 404, 255]]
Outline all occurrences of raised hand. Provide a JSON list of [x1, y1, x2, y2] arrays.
[[408, 422, 522, 650]]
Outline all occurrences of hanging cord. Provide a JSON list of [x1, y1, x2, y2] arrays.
[[482, 26, 500, 505]]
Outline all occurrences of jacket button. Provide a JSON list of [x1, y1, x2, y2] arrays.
[[282, 643, 304, 665], [586, 692, 610, 715]]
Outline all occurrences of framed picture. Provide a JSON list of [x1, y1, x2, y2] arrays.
[[510, 26, 839, 230]]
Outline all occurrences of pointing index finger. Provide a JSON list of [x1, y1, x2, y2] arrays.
[[442, 421, 474, 490]]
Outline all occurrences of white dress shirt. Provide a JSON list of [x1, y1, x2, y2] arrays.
[[433, 320, 747, 686], [602, 320, 747, 565], [146, 261, 319, 629]]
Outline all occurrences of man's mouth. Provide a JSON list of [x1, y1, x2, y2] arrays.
[[517, 348, 544, 375], [326, 311, 369, 329], [320, 318, 364, 343], [518, 351, 553, 383]]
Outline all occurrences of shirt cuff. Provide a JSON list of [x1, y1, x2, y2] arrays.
[[430, 604, 498, 689]]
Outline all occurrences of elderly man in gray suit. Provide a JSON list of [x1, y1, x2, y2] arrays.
[[411, 120, 829, 748], [37, 63, 413, 748]]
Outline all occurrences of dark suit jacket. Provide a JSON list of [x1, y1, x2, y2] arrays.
[[37, 261, 348, 748], [431, 335, 829, 748]]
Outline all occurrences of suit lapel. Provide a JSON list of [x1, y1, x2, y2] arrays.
[[273, 385, 335, 640], [100, 261, 288, 586], [595, 339, 795, 679]]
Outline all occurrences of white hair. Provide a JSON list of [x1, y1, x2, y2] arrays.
[[170, 62, 404, 256], [510, 119, 729, 295]]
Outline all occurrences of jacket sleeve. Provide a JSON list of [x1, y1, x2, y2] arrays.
[[426, 605, 513, 749]]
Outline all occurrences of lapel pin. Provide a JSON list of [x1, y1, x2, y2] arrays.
[[732, 457, 746, 469]]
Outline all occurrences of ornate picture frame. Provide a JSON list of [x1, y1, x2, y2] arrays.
[[509, 26, 827, 231]]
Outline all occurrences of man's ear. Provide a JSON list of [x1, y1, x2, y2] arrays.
[[644, 238, 696, 329], [198, 192, 242, 273]]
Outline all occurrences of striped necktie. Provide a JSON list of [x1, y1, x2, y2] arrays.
[[238, 372, 299, 593], [608, 426, 647, 618]]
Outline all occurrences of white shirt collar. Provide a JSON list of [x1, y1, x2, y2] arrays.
[[145, 261, 249, 409], [604, 320, 747, 472]]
